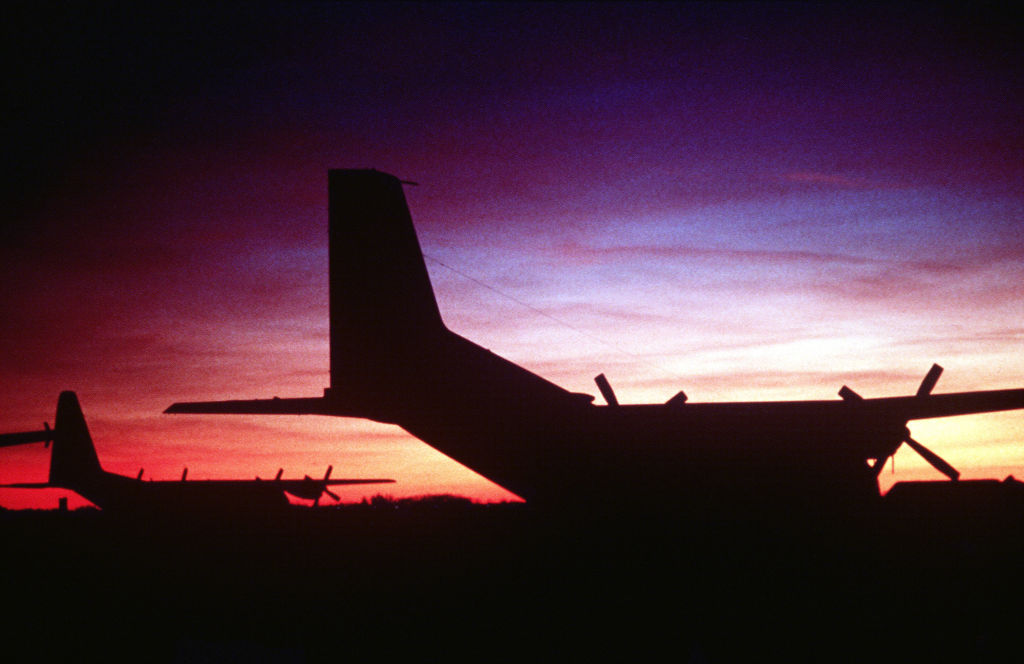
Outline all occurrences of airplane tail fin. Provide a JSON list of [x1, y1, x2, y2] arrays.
[[327, 169, 446, 394], [48, 391, 102, 489], [167, 169, 584, 501]]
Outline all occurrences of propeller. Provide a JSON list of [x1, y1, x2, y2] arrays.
[[840, 364, 960, 482], [313, 466, 340, 506], [899, 426, 960, 481]]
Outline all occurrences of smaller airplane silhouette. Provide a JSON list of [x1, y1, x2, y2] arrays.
[[0, 391, 394, 513]]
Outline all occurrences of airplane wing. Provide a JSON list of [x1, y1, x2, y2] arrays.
[[177, 478, 395, 488], [324, 479, 395, 485], [851, 388, 1024, 421], [273, 479, 395, 490], [667, 386, 1024, 423]]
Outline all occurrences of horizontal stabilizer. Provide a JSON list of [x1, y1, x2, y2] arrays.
[[0, 427, 53, 448], [165, 397, 335, 415]]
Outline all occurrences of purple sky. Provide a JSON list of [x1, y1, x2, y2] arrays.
[[2, 4, 1022, 508]]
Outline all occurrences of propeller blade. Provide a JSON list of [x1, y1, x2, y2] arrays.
[[838, 385, 862, 402], [275, 468, 284, 481], [595, 373, 619, 406], [324, 465, 333, 481], [903, 430, 960, 481], [325, 488, 340, 501], [916, 364, 943, 397]]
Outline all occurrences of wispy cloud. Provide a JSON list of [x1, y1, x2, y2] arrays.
[[782, 171, 876, 188], [550, 240, 875, 267], [549, 238, 1024, 272]]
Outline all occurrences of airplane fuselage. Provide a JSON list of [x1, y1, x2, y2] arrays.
[[64, 471, 292, 514]]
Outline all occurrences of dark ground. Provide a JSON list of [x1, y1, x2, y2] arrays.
[[2, 485, 1022, 663]]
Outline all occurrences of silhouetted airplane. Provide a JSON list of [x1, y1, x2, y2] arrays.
[[1, 391, 394, 513], [167, 170, 1024, 512]]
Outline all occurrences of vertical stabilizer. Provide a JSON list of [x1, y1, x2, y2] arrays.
[[48, 391, 102, 488], [328, 169, 445, 393]]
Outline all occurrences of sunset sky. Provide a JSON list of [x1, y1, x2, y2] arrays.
[[2, 4, 1022, 509]]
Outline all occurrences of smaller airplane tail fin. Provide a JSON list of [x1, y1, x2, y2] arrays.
[[48, 392, 102, 489]]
